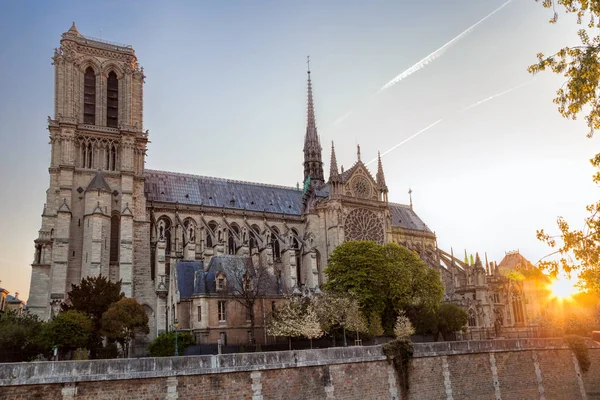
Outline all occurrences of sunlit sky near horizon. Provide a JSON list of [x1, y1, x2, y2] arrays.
[[0, 0, 597, 300]]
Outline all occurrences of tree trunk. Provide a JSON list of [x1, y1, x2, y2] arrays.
[[288, 337, 292, 350]]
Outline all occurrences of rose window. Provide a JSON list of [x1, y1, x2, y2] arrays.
[[352, 176, 371, 199], [344, 208, 384, 244]]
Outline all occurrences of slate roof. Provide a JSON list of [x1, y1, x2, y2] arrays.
[[6, 295, 23, 304], [176, 260, 204, 298], [389, 203, 432, 232], [145, 170, 303, 215], [497, 252, 535, 272], [146, 170, 431, 232], [176, 255, 283, 298]]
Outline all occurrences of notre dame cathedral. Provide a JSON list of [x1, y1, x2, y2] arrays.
[[29, 24, 546, 344]]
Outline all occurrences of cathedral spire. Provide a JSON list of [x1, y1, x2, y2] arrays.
[[376, 151, 388, 202], [376, 151, 387, 188], [329, 141, 340, 182], [303, 56, 324, 187], [475, 252, 482, 267]]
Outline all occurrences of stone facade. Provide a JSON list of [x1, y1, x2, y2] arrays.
[[29, 24, 545, 345], [28, 24, 149, 322]]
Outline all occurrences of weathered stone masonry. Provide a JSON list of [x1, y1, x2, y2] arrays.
[[1, 339, 598, 400]]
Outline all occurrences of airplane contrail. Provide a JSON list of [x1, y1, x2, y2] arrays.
[[377, 0, 514, 93], [365, 119, 443, 165], [365, 80, 530, 163], [332, 111, 353, 126], [460, 81, 530, 112]]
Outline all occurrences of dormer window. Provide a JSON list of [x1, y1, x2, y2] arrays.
[[216, 273, 226, 291], [243, 274, 253, 292]]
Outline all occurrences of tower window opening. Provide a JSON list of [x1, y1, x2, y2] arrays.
[[86, 143, 93, 169], [106, 71, 118, 128], [83, 67, 96, 125], [110, 145, 117, 171], [110, 213, 120, 263]]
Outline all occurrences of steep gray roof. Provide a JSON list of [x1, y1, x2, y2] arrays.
[[175, 255, 282, 298], [145, 170, 303, 215], [6, 295, 23, 304], [389, 203, 432, 232], [176, 260, 204, 298], [145, 170, 431, 232]]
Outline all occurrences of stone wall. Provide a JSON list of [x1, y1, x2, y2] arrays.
[[0, 339, 598, 400]]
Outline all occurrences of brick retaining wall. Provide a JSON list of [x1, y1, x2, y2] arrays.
[[0, 339, 598, 399]]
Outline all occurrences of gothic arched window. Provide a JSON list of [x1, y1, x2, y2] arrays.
[[106, 71, 118, 128], [249, 224, 260, 252], [468, 309, 477, 327], [228, 224, 240, 255], [512, 295, 525, 324], [83, 67, 96, 124], [271, 226, 281, 260], [86, 143, 93, 169], [206, 221, 218, 249], [228, 230, 235, 255], [110, 145, 117, 171], [158, 217, 172, 256]]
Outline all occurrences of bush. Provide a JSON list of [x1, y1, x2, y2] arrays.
[[383, 339, 414, 398], [437, 303, 468, 340], [148, 331, 195, 357], [565, 335, 590, 373], [368, 313, 384, 338], [394, 312, 415, 339]]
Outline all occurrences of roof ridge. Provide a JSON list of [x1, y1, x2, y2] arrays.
[[388, 202, 412, 209], [145, 169, 300, 192]]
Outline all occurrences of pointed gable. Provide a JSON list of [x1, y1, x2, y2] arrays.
[[340, 161, 379, 200], [86, 170, 112, 193]]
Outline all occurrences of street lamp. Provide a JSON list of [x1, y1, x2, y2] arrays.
[[173, 318, 179, 356]]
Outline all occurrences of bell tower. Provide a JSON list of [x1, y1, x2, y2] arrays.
[[28, 23, 149, 319]]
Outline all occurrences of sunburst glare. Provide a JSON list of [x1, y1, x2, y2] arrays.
[[549, 274, 580, 299]]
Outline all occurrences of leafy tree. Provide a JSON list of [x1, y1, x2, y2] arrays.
[[324, 241, 388, 318], [148, 331, 195, 357], [368, 313, 385, 338], [393, 311, 415, 339], [312, 293, 367, 345], [325, 241, 443, 331], [436, 303, 468, 341], [63, 275, 124, 328], [266, 296, 324, 349], [408, 307, 438, 336], [40, 310, 93, 358], [63, 275, 124, 356], [0, 310, 45, 362], [101, 298, 149, 357], [529, 1, 600, 291]]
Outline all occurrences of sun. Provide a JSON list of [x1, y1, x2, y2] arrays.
[[549, 275, 579, 299]]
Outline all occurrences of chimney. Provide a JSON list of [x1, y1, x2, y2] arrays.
[[15, 292, 19, 299]]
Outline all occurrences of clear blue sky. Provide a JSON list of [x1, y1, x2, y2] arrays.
[[0, 0, 596, 299]]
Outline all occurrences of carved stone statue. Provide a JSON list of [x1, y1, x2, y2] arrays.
[[159, 220, 165, 240]]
